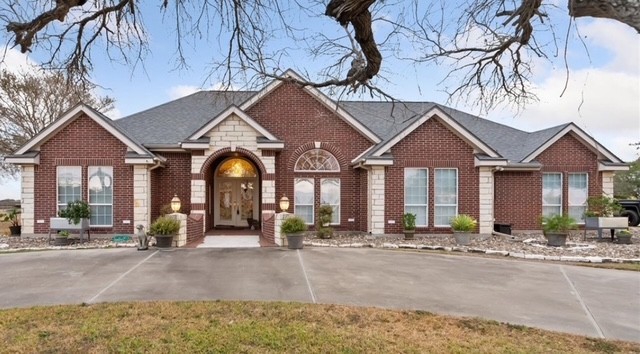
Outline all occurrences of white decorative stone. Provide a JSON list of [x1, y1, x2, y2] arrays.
[[485, 250, 509, 256], [398, 244, 417, 249], [382, 243, 399, 249]]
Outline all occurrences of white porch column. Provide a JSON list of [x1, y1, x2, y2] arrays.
[[368, 166, 385, 235], [274, 212, 291, 246], [602, 171, 615, 196], [478, 167, 494, 234], [20, 166, 35, 235], [133, 165, 151, 231], [170, 212, 188, 247]]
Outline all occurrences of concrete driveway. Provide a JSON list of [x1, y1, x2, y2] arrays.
[[1, 248, 638, 342]]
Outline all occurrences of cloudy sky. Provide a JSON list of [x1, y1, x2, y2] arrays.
[[0, 2, 638, 199]]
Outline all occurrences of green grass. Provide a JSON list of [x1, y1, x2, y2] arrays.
[[1, 301, 638, 353]]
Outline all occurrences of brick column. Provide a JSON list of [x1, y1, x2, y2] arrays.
[[478, 167, 494, 234]]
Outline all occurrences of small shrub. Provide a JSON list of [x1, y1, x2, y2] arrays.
[[585, 196, 622, 217], [402, 213, 416, 230], [450, 214, 477, 232], [317, 205, 334, 239], [58, 200, 91, 225], [0, 208, 21, 226], [149, 216, 181, 235], [317, 227, 334, 239], [541, 214, 577, 234], [281, 216, 308, 234]]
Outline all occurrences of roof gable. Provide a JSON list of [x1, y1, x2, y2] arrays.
[[239, 70, 381, 144], [14, 104, 151, 157], [188, 105, 279, 141], [370, 106, 500, 158], [522, 123, 624, 163]]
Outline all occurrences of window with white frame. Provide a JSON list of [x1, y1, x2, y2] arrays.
[[57, 166, 82, 212], [568, 173, 588, 223], [404, 168, 428, 227], [88, 166, 114, 227], [294, 149, 340, 172], [435, 168, 458, 226], [542, 173, 562, 217], [294, 178, 314, 224], [321, 178, 340, 224]]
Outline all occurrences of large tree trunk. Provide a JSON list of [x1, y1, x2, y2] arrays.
[[569, 0, 640, 33]]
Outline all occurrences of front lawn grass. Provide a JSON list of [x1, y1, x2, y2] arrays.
[[1, 301, 638, 353]]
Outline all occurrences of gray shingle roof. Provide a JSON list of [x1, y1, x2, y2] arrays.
[[115, 91, 255, 145], [113, 90, 578, 163]]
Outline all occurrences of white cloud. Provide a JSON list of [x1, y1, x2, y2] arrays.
[[577, 19, 640, 74], [167, 85, 200, 100], [0, 47, 38, 73], [0, 177, 20, 200]]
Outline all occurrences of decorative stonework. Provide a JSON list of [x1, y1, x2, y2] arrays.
[[20, 166, 35, 235], [368, 166, 385, 234], [133, 165, 150, 231], [602, 171, 615, 196], [478, 167, 494, 234]]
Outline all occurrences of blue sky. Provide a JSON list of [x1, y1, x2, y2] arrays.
[[1, 1, 639, 199]]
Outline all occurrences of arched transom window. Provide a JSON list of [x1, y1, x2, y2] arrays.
[[295, 149, 340, 172], [217, 158, 257, 178]]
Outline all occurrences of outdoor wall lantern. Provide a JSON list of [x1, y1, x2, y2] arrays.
[[171, 195, 181, 213], [279, 195, 290, 212]]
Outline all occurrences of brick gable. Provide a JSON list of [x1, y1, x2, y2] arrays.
[[34, 114, 133, 234], [384, 117, 479, 233], [246, 83, 372, 230]]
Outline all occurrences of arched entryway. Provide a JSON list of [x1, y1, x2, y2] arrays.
[[209, 156, 260, 229]]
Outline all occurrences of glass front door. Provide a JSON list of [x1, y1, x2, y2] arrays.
[[214, 157, 258, 227]]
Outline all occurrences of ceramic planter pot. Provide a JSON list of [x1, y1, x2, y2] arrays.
[[545, 232, 567, 247], [616, 234, 632, 245], [453, 231, 472, 246], [286, 233, 304, 249], [9, 225, 21, 236], [54, 237, 69, 246], [155, 235, 174, 248], [403, 230, 415, 240]]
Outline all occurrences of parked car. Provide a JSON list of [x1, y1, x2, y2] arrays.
[[619, 200, 640, 226]]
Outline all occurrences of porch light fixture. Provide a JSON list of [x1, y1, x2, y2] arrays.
[[171, 195, 181, 213], [279, 195, 290, 212]]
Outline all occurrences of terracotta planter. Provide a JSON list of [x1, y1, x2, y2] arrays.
[[286, 233, 304, 249], [545, 232, 567, 247], [155, 235, 174, 248], [453, 231, 472, 246]]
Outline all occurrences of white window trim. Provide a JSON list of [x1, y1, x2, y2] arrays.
[[434, 168, 459, 227], [568, 172, 588, 224], [321, 178, 341, 225], [294, 178, 315, 225], [404, 168, 429, 227], [542, 172, 563, 216], [88, 166, 114, 227], [56, 166, 82, 212]]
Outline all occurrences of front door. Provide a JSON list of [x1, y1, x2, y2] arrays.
[[216, 178, 257, 227]]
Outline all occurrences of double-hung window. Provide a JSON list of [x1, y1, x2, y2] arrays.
[[434, 168, 458, 227], [542, 173, 562, 217], [88, 166, 114, 227], [57, 166, 82, 212], [294, 178, 314, 224], [568, 173, 588, 223], [320, 178, 340, 224], [404, 168, 428, 227]]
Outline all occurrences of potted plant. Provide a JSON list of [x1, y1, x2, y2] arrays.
[[585, 196, 627, 228], [450, 214, 477, 245], [541, 214, 577, 247], [281, 215, 308, 249], [53, 200, 91, 230], [317, 205, 334, 239], [149, 216, 181, 248], [615, 229, 633, 245], [402, 213, 416, 240], [0, 207, 21, 236], [54, 230, 70, 246]]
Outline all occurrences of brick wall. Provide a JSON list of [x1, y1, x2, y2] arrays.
[[34, 114, 133, 234], [246, 83, 372, 231], [495, 133, 601, 230], [384, 117, 479, 234], [150, 152, 192, 221]]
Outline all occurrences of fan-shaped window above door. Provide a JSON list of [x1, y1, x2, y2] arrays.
[[217, 158, 257, 178]]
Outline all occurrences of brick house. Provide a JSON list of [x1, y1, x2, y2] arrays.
[[6, 71, 628, 244]]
